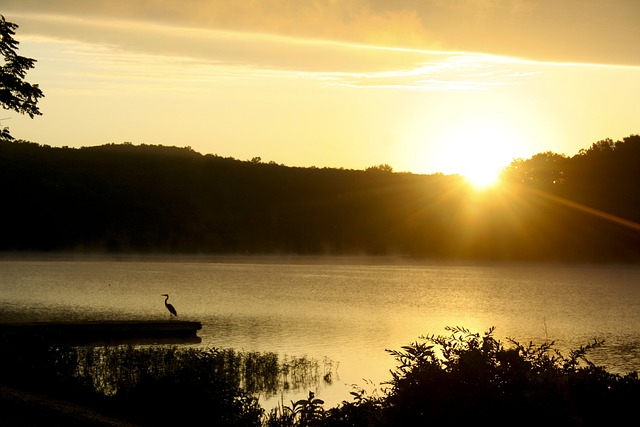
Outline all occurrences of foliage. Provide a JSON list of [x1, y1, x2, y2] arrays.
[[0, 343, 330, 426], [0, 15, 44, 139], [2, 136, 640, 261], [1, 326, 640, 425], [292, 391, 326, 426], [265, 326, 640, 427], [109, 347, 264, 426], [264, 391, 327, 427], [365, 164, 393, 173], [380, 326, 640, 426], [322, 382, 387, 427], [502, 134, 640, 232]]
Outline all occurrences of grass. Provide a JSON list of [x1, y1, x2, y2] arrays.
[[0, 340, 335, 426], [1, 326, 639, 426]]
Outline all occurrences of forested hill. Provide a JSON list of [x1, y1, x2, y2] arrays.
[[1, 136, 639, 262]]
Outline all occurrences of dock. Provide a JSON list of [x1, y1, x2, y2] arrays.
[[0, 321, 202, 346]]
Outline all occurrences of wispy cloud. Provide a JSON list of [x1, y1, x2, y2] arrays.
[[5, 0, 639, 66], [17, 13, 541, 94], [323, 54, 537, 91]]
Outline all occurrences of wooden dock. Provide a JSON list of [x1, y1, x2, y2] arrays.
[[0, 321, 202, 346]]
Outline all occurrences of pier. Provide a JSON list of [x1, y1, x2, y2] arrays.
[[0, 321, 202, 346]]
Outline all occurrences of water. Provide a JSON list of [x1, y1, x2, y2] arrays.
[[1, 255, 640, 408]]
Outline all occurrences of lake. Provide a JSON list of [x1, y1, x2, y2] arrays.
[[1, 255, 639, 408]]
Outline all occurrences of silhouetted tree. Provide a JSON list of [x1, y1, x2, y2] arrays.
[[366, 164, 394, 173], [0, 15, 44, 139], [502, 151, 567, 187], [578, 138, 616, 156], [1, 136, 639, 261]]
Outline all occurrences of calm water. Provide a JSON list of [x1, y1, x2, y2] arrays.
[[1, 255, 640, 407]]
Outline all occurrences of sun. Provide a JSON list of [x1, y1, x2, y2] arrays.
[[432, 116, 520, 190], [463, 164, 501, 189]]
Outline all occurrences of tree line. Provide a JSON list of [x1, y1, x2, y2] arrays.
[[1, 135, 639, 262]]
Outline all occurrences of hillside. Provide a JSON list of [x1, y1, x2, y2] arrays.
[[1, 137, 639, 262]]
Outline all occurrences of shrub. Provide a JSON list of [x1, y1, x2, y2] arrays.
[[2, 326, 639, 426], [381, 326, 640, 426]]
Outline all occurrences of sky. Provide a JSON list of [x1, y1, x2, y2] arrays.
[[2, 0, 639, 181]]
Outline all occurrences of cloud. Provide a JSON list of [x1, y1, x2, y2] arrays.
[[12, 12, 542, 96], [2, 0, 437, 49], [4, 0, 640, 66], [325, 54, 534, 91], [13, 12, 429, 73]]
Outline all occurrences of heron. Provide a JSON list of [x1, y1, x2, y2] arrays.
[[161, 294, 178, 317]]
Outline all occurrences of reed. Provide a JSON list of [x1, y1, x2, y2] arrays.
[[64, 345, 333, 398], [0, 341, 334, 425], [4, 326, 637, 426]]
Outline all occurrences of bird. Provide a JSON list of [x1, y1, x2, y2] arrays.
[[161, 294, 177, 317]]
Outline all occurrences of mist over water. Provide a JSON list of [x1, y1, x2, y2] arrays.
[[1, 255, 639, 407]]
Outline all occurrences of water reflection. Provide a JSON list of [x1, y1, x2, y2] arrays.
[[1, 256, 640, 407]]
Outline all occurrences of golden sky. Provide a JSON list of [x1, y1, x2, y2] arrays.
[[2, 0, 639, 178]]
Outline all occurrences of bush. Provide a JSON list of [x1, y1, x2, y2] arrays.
[[0, 342, 264, 425], [2, 327, 639, 426], [108, 347, 264, 426], [277, 326, 640, 427], [380, 326, 640, 426]]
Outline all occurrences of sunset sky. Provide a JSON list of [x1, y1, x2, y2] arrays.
[[2, 0, 639, 180]]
